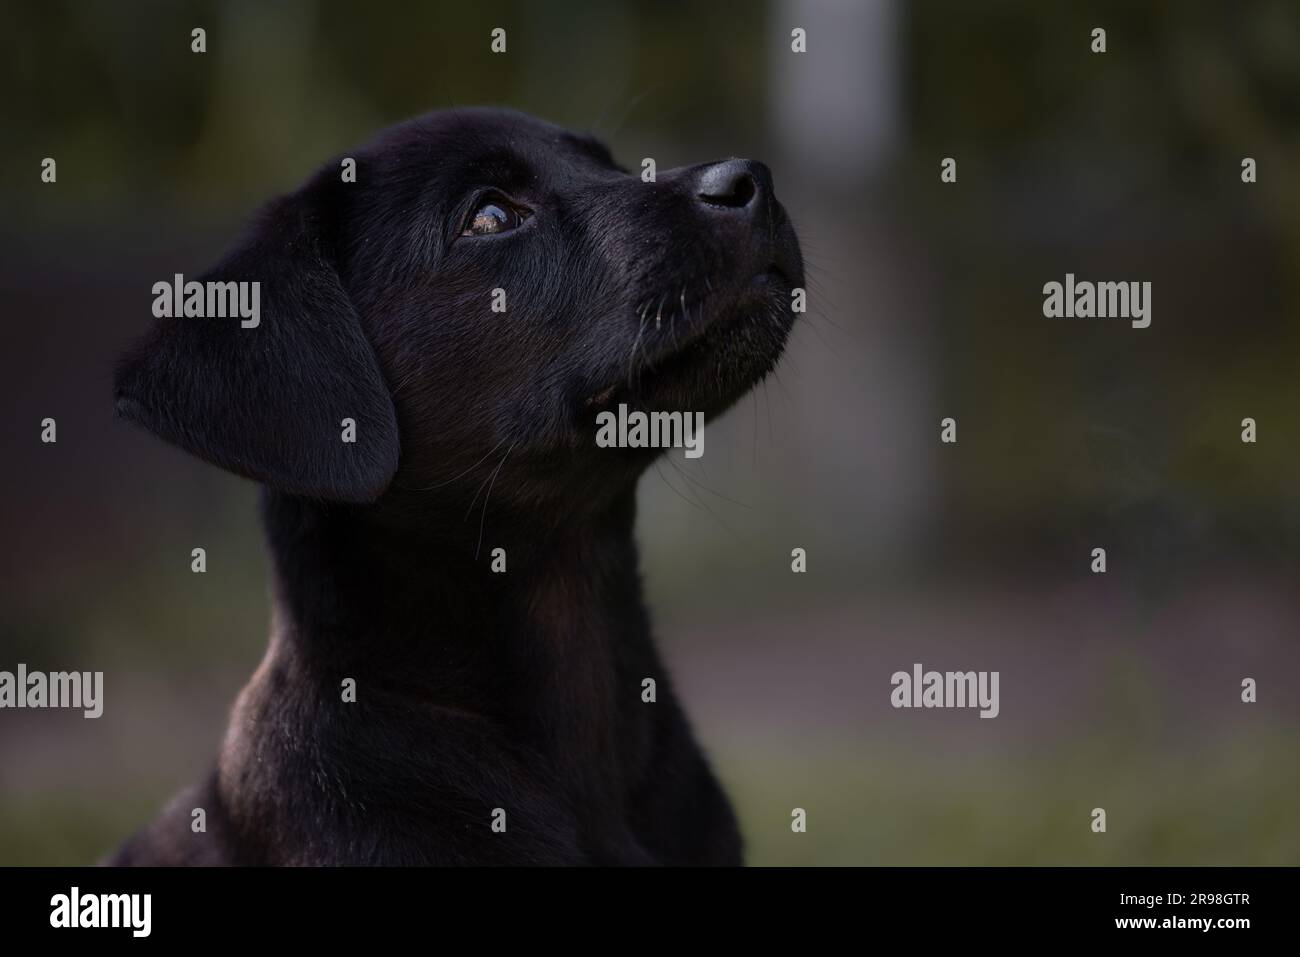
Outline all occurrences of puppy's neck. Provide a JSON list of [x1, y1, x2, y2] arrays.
[[219, 489, 652, 834], [258, 488, 648, 699]]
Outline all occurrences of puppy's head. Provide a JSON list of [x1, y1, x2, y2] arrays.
[[116, 108, 803, 516]]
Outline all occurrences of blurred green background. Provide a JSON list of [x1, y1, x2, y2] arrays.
[[1, 0, 1297, 865]]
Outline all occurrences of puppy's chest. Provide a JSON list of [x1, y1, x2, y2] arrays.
[[502, 579, 660, 795], [506, 607, 733, 865]]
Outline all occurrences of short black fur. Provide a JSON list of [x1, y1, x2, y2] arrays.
[[111, 108, 803, 865]]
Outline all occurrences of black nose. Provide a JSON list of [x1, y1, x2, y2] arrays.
[[696, 159, 770, 212]]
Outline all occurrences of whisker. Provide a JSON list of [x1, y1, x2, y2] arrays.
[[654, 460, 702, 512], [474, 440, 517, 560], [669, 457, 752, 509], [627, 305, 649, 388], [400, 436, 507, 492], [662, 457, 744, 543]]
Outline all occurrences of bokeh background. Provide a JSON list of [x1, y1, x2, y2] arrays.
[[2, 0, 1297, 865]]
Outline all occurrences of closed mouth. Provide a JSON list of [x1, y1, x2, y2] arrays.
[[583, 274, 791, 413]]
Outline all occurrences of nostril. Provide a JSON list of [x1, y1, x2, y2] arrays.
[[697, 160, 760, 209], [701, 172, 755, 208], [712, 173, 755, 207]]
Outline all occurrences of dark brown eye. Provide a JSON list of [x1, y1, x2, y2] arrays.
[[462, 198, 528, 236]]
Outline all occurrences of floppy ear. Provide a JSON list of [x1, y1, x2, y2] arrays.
[[114, 174, 399, 504]]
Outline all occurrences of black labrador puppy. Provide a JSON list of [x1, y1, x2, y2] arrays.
[[111, 108, 802, 865]]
